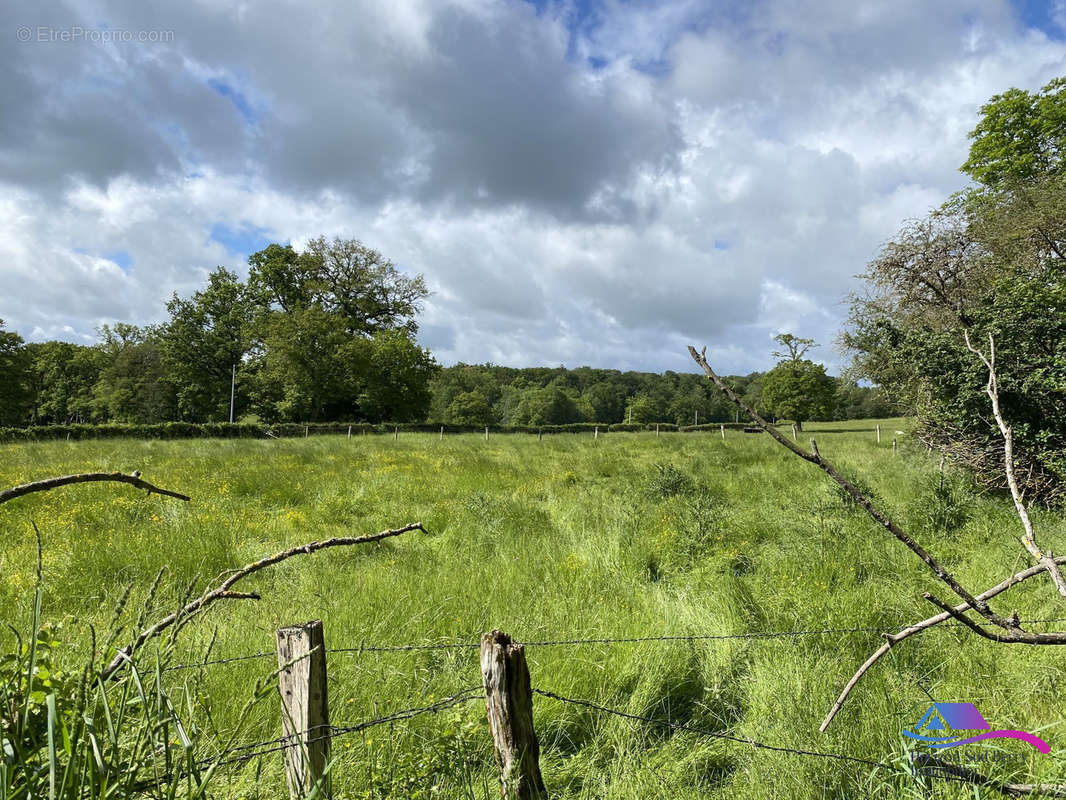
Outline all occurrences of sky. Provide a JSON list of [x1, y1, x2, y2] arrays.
[[3, 0, 1066, 375]]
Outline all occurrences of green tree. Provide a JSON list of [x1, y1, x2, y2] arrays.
[[161, 268, 254, 422], [761, 337, 835, 430], [445, 390, 494, 426], [0, 320, 33, 426], [26, 341, 104, 424], [93, 324, 177, 423]]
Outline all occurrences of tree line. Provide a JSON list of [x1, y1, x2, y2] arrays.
[[0, 232, 892, 429]]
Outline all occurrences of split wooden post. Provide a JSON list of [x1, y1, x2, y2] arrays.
[[876, 424, 881, 443], [791, 423, 797, 441], [276, 621, 331, 800], [480, 630, 546, 800], [720, 424, 725, 440], [304, 425, 309, 438]]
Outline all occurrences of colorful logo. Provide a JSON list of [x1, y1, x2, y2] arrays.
[[902, 703, 1049, 753]]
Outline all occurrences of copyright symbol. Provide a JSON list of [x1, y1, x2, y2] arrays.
[[16, 26, 31, 42]]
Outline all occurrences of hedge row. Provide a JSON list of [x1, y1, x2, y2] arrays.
[[0, 420, 722, 443]]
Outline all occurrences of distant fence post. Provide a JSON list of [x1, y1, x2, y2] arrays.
[[347, 425, 351, 440], [594, 426, 598, 440], [304, 425, 308, 438], [485, 426, 489, 441], [538, 428, 542, 442], [720, 424, 725, 440], [893, 439, 897, 456], [655, 424, 659, 437], [480, 630, 545, 800], [791, 424, 797, 441], [440, 425, 444, 440], [876, 424, 881, 444], [276, 620, 331, 800]]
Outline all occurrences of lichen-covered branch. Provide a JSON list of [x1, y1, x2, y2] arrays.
[[101, 523, 427, 679], [964, 330, 1066, 598], [0, 471, 191, 505]]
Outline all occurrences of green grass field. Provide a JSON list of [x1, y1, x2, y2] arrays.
[[3, 420, 1065, 798]]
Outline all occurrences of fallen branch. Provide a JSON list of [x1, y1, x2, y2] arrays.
[[0, 471, 191, 505], [101, 523, 427, 679], [820, 555, 1066, 731], [687, 345, 1008, 627], [964, 330, 1066, 598]]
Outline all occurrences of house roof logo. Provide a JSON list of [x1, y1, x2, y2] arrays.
[[902, 702, 1049, 753]]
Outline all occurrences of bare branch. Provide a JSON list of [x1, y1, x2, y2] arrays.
[[101, 523, 427, 679], [821, 555, 1066, 731], [964, 330, 1066, 598], [0, 471, 191, 505], [688, 345, 1008, 626]]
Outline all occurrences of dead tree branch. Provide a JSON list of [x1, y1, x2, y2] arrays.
[[963, 330, 1066, 598], [820, 555, 1066, 731], [687, 345, 1009, 627], [0, 471, 191, 505], [101, 523, 427, 679]]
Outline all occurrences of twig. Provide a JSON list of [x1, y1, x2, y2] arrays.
[[821, 555, 1066, 731], [0, 471, 191, 505], [687, 345, 1008, 627], [101, 523, 427, 679], [964, 330, 1066, 598]]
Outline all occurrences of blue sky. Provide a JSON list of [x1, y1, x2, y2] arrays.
[[2, 0, 1065, 373]]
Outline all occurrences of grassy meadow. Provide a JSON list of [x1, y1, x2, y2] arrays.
[[2, 420, 1066, 798]]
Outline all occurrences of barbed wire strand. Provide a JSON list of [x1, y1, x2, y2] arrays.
[[532, 688, 889, 770], [131, 687, 483, 791], [162, 616, 1066, 671]]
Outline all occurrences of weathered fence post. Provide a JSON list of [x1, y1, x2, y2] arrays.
[[347, 425, 351, 440], [791, 423, 797, 441], [440, 425, 444, 440], [304, 425, 309, 438], [594, 426, 598, 440], [485, 426, 489, 441], [481, 630, 545, 800], [876, 424, 881, 444], [276, 621, 331, 800], [394, 426, 399, 441], [655, 424, 659, 437], [720, 424, 725, 440]]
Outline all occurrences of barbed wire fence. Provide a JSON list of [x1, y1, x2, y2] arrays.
[[138, 617, 1066, 799]]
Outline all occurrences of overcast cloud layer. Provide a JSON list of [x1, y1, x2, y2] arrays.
[[3, 0, 1066, 374]]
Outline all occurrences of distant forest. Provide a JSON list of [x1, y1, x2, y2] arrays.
[[0, 236, 893, 429]]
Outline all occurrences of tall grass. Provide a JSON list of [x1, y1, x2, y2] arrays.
[[1, 421, 1064, 797]]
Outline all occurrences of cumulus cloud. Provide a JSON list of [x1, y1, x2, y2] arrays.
[[2, 0, 1065, 375]]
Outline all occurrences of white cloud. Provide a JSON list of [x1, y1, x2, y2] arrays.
[[2, 0, 1065, 375]]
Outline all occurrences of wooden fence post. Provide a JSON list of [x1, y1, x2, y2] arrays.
[[538, 428, 543, 442], [720, 424, 725, 440], [655, 424, 659, 437], [481, 630, 545, 800], [485, 426, 489, 441], [876, 424, 881, 444], [594, 426, 598, 440], [791, 423, 797, 441], [276, 620, 331, 799], [347, 425, 351, 440], [304, 425, 309, 438]]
